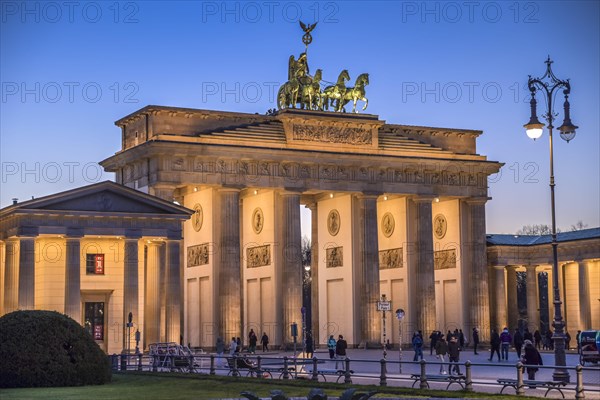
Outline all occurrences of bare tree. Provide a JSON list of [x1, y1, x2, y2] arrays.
[[516, 224, 557, 235], [570, 220, 589, 231], [301, 236, 311, 267]]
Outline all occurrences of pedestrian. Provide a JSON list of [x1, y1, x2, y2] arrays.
[[524, 328, 533, 342], [216, 337, 225, 366], [229, 336, 237, 355], [534, 330, 542, 350], [576, 330, 582, 353], [500, 327, 512, 360], [248, 329, 257, 354], [489, 328, 501, 361], [305, 333, 314, 359], [565, 331, 571, 350], [412, 332, 424, 361], [429, 330, 439, 355], [327, 335, 337, 359], [458, 329, 465, 349], [545, 330, 554, 350], [335, 334, 347, 369], [435, 334, 448, 374], [513, 328, 524, 359], [522, 339, 543, 381], [261, 332, 269, 352], [472, 328, 480, 355], [448, 335, 462, 375], [235, 337, 242, 353]]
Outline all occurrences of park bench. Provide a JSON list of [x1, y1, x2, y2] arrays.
[[410, 374, 466, 390], [497, 378, 567, 398], [303, 368, 353, 382]]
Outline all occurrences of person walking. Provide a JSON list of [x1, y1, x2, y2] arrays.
[[472, 328, 480, 355], [500, 327, 512, 361], [522, 339, 543, 381], [447, 335, 462, 375], [305, 333, 314, 359], [513, 328, 524, 359], [412, 332, 424, 361], [248, 329, 258, 354], [565, 331, 571, 350], [327, 335, 337, 360], [429, 330, 439, 355], [458, 329, 465, 349], [576, 330, 582, 353], [534, 330, 542, 350], [489, 328, 501, 361], [335, 335, 347, 369], [524, 328, 533, 342], [261, 332, 269, 352], [216, 337, 225, 366], [435, 334, 449, 374], [235, 337, 242, 353], [229, 336, 237, 356]]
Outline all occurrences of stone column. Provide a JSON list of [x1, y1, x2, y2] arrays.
[[123, 235, 140, 351], [218, 188, 241, 340], [279, 191, 303, 345], [64, 231, 83, 323], [145, 241, 163, 347], [505, 265, 519, 330], [165, 238, 182, 343], [408, 197, 436, 335], [578, 261, 592, 330], [307, 203, 319, 345], [464, 199, 490, 339], [150, 184, 177, 202], [3, 240, 19, 313], [353, 193, 381, 346], [493, 265, 507, 331], [525, 265, 540, 332], [0, 241, 4, 316], [18, 236, 36, 310]]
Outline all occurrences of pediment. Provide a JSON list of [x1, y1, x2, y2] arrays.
[[9, 181, 191, 216]]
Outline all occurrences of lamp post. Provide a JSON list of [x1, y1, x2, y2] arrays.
[[395, 308, 405, 374], [377, 294, 391, 359], [524, 57, 578, 383]]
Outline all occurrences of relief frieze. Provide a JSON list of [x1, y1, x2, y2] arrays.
[[379, 248, 402, 269], [247, 244, 271, 268], [187, 243, 209, 267], [292, 124, 372, 145], [434, 249, 457, 270]]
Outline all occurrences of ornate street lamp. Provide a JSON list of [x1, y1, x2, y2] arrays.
[[524, 57, 578, 382], [395, 308, 405, 374]]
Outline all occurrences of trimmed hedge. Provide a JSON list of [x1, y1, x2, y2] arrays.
[[0, 310, 111, 388]]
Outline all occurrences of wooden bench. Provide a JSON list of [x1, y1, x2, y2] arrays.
[[497, 378, 567, 398], [410, 374, 466, 390], [304, 368, 353, 383]]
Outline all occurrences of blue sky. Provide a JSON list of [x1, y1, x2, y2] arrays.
[[1, 1, 599, 234]]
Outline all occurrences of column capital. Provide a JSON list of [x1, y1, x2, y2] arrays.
[[65, 227, 84, 238], [464, 197, 490, 205], [16, 226, 39, 237], [492, 264, 507, 271], [278, 188, 303, 197], [124, 229, 142, 240], [411, 195, 436, 204], [218, 185, 244, 193], [357, 191, 382, 199]]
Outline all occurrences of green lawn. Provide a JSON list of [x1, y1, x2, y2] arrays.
[[0, 372, 538, 399]]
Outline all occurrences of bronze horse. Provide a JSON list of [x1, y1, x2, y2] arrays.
[[341, 73, 369, 113], [322, 69, 351, 112]]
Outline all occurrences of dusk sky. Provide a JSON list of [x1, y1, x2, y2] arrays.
[[1, 1, 598, 234]]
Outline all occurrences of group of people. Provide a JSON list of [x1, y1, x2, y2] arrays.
[[327, 334, 348, 368], [489, 327, 543, 379]]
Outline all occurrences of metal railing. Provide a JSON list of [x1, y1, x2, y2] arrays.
[[110, 352, 600, 398]]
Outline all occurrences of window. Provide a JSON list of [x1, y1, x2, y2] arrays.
[[86, 254, 105, 275], [84, 302, 104, 340]]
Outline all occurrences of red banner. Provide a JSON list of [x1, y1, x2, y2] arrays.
[[94, 254, 104, 274]]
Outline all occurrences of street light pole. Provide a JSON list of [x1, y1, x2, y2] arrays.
[[377, 294, 391, 360], [524, 57, 578, 383], [396, 308, 405, 374]]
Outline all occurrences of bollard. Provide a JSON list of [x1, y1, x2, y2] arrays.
[[152, 355, 158, 372], [344, 357, 352, 384], [283, 356, 289, 380], [465, 361, 473, 392], [210, 355, 215, 375], [419, 359, 427, 389], [138, 353, 143, 371], [257, 356, 262, 379], [379, 358, 387, 387], [312, 356, 319, 381], [516, 361, 524, 395], [120, 353, 127, 371], [232, 355, 239, 377], [189, 354, 195, 373], [575, 364, 585, 399]]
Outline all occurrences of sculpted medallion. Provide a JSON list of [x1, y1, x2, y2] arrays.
[[192, 203, 203, 232], [327, 209, 340, 236], [252, 207, 264, 234], [381, 212, 395, 237], [434, 214, 447, 239]]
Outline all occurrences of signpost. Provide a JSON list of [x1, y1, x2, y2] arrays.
[[377, 294, 391, 359], [395, 308, 405, 373]]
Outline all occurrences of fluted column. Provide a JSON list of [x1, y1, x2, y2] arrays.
[[493, 265, 507, 331], [64, 233, 83, 323], [408, 197, 436, 335], [218, 188, 241, 340], [18, 236, 36, 310], [165, 239, 182, 343], [506, 265, 519, 330], [525, 265, 540, 331], [353, 193, 381, 346], [307, 203, 319, 345], [3, 241, 19, 313], [280, 191, 303, 344], [123, 235, 140, 351], [145, 241, 163, 347], [578, 261, 592, 330], [463, 199, 490, 339]]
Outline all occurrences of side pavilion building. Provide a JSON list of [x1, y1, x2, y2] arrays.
[[99, 105, 502, 348]]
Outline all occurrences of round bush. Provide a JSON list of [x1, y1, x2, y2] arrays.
[[0, 310, 111, 388]]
